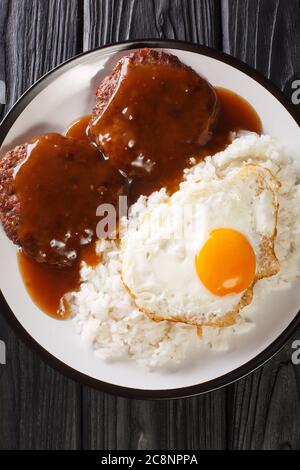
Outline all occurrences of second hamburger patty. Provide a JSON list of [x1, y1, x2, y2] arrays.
[[0, 134, 125, 268], [0, 143, 26, 246], [89, 48, 220, 178]]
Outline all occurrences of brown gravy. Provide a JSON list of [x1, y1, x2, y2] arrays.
[[15, 133, 124, 268], [129, 87, 262, 201], [18, 249, 79, 318], [65, 114, 91, 142], [18, 242, 99, 319], [89, 59, 219, 180], [17, 88, 261, 319]]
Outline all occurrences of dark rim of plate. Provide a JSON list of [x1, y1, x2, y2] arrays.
[[0, 39, 299, 400]]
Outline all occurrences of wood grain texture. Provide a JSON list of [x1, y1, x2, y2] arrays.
[[0, 0, 299, 451], [227, 334, 300, 450], [222, 0, 300, 97], [222, 0, 300, 450], [83, 0, 221, 49], [0, 0, 81, 450], [82, 389, 227, 450], [3, 0, 80, 111], [82, 0, 226, 451], [0, 0, 8, 105]]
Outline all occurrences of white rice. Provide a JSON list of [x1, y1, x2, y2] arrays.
[[68, 133, 300, 369]]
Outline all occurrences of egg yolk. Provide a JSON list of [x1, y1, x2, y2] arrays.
[[195, 228, 256, 296]]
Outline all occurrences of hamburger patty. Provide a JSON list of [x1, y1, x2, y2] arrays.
[[0, 143, 25, 246], [90, 49, 185, 122], [0, 134, 125, 268], [89, 48, 220, 178]]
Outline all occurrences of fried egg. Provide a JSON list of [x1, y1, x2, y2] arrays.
[[121, 165, 280, 327]]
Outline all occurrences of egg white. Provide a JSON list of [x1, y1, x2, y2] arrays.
[[121, 165, 279, 325]]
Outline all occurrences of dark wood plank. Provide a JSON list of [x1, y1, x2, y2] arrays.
[[82, 389, 227, 450], [0, 0, 8, 111], [3, 0, 81, 111], [83, 0, 221, 49], [2, 0, 298, 451], [0, 0, 81, 449], [227, 334, 300, 450], [222, 0, 300, 95], [222, 0, 300, 450], [82, 0, 226, 451]]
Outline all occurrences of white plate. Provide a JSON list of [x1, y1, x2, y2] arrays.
[[0, 40, 299, 399]]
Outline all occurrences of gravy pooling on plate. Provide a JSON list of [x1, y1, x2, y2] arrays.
[[18, 242, 100, 318], [14, 133, 124, 318], [65, 114, 91, 142], [0, 49, 261, 319]]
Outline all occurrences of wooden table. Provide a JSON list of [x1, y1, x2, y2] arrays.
[[0, 0, 299, 450]]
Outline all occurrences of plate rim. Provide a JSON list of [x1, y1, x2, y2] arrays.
[[0, 38, 299, 400]]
